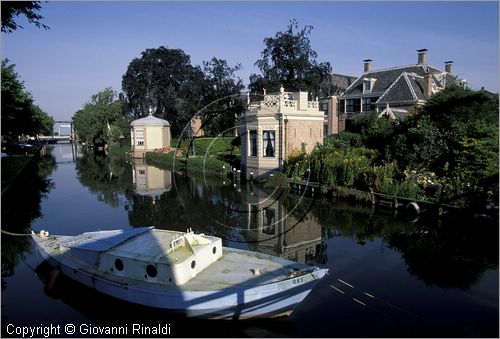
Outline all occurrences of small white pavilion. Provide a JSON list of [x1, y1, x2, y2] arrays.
[[130, 108, 171, 158]]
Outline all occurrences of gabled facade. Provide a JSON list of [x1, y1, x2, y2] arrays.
[[336, 49, 466, 131]]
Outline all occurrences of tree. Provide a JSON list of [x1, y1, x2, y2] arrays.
[[200, 57, 245, 135], [31, 104, 54, 136], [1, 1, 49, 33], [122, 46, 205, 136], [72, 88, 125, 147], [386, 86, 498, 195], [421, 86, 499, 184], [1, 59, 53, 138], [249, 19, 332, 98]]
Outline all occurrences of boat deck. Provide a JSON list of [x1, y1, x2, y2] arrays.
[[182, 250, 299, 291]]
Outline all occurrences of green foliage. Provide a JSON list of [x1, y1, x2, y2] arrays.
[[1, 59, 54, 138], [249, 19, 332, 98], [387, 86, 499, 191], [146, 151, 229, 176], [325, 132, 363, 149], [72, 88, 126, 146], [1, 1, 49, 33], [122, 46, 205, 136], [31, 104, 54, 135], [201, 58, 245, 135], [288, 145, 377, 188], [264, 172, 290, 189], [122, 47, 244, 137], [191, 137, 235, 156], [390, 114, 448, 172], [356, 112, 395, 154], [380, 177, 423, 200]]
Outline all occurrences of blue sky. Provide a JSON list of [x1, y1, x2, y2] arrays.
[[2, 1, 498, 121]]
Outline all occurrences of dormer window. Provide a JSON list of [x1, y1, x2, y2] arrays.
[[363, 78, 375, 93]]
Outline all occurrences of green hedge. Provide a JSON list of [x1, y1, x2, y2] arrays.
[[191, 137, 235, 155], [145, 151, 229, 176]]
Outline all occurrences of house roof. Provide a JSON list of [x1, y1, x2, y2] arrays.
[[131, 113, 170, 127], [377, 72, 427, 104], [342, 64, 457, 100], [330, 73, 357, 94]]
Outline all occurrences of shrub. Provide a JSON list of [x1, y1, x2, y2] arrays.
[[192, 137, 235, 156], [264, 172, 290, 189]]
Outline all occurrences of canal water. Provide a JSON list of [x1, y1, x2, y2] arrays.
[[2, 143, 498, 337]]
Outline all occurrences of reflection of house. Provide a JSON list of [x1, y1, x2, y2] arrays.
[[130, 109, 171, 158], [241, 183, 322, 263], [131, 159, 172, 198], [240, 86, 324, 181], [337, 49, 465, 132]]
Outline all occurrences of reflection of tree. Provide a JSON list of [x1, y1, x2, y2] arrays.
[[386, 214, 498, 289], [126, 174, 243, 242], [310, 199, 498, 289], [1, 149, 57, 289], [75, 152, 132, 207]]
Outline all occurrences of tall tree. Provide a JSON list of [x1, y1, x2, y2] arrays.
[[201, 57, 245, 135], [72, 88, 125, 147], [1, 1, 49, 33], [1, 59, 53, 138], [249, 19, 332, 98], [122, 46, 205, 136]]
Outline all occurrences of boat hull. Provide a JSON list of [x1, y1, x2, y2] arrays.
[[32, 232, 327, 319]]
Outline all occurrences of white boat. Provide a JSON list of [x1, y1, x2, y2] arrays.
[[31, 227, 328, 319]]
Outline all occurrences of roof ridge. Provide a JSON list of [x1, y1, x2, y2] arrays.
[[366, 64, 443, 75], [403, 73, 419, 101], [376, 72, 406, 103]]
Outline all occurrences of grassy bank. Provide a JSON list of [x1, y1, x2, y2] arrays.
[[146, 151, 230, 176]]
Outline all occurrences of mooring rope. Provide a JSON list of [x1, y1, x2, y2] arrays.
[[1, 229, 35, 236]]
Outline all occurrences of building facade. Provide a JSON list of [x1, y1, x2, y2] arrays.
[[240, 86, 324, 181], [130, 110, 171, 158], [319, 73, 357, 136]]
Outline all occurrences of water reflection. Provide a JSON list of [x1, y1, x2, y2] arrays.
[[75, 151, 132, 207], [1, 148, 57, 289], [241, 183, 323, 264], [131, 158, 171, 199], [311, 200, 499, 289]]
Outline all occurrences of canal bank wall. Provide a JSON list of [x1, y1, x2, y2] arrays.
[[287, 179, 467, 217]]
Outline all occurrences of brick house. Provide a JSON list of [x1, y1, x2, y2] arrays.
[[319, 73, 357, 136], [327, 49, 466, 133], [240, 86, 324, 180]]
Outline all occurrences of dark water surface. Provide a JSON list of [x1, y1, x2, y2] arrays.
[[2, 144, 498, 337]]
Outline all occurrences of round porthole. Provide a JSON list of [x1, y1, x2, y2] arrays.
[[212, 246, 217, 255], [115, 259, 124, 271], [191, 260, 196, 269], [146, 264, 157, 278]]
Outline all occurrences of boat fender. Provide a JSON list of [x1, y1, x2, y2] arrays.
[[406, 202, 420, 215], [250, 268, 260, 276], [46, 269, 61, 291]]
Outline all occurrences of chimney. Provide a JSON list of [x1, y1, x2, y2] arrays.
[[445, 61, 453, 73], [417, 49, 428, 65], [424, 71, 432, 98], [363, 59, 372, 73]]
